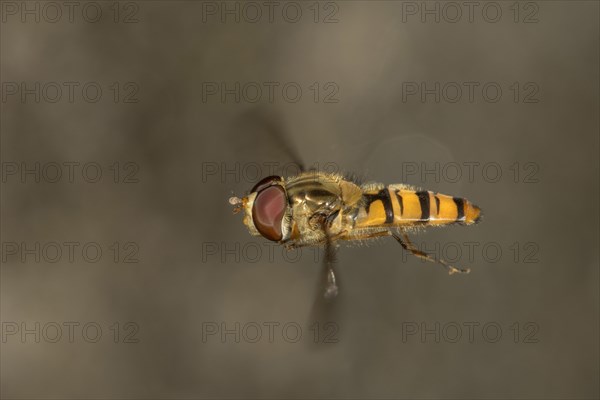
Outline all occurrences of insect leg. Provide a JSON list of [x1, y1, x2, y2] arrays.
[[392, 230, 470, 275], [340, 229, 391, 242]]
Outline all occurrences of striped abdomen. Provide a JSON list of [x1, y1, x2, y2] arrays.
[[353, 186, 481, 228]]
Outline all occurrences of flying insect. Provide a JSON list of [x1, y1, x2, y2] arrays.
[[230, 170, 481, 298], [228, 109, 482, 300]]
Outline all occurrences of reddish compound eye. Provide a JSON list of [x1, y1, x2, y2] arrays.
[[251, 176, 282, 193], [252, 185, 287, 242]]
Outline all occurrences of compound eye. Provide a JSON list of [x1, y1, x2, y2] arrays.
[[251, 175, 282, 193], [252, 185, 287, 242]]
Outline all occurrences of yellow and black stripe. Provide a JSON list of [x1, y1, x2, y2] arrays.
[[354, 187, 481, 228]]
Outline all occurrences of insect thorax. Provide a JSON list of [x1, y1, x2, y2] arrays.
[[284, 172, 363, 244]]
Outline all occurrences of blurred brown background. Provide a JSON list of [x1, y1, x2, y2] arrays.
[[1, 1, 598, 399]]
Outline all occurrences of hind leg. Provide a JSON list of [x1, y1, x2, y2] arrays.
[[392, 230, 470, 275]]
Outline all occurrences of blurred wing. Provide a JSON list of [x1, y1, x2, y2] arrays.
[[228, 107, 305, 174], [307, 227, 343, 347]]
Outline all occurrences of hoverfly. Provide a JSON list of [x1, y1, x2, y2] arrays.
[[229, 170, 481, 298], [228, 109, 481, 300]]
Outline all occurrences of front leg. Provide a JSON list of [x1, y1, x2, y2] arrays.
[[283, 228, 348, 251]]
